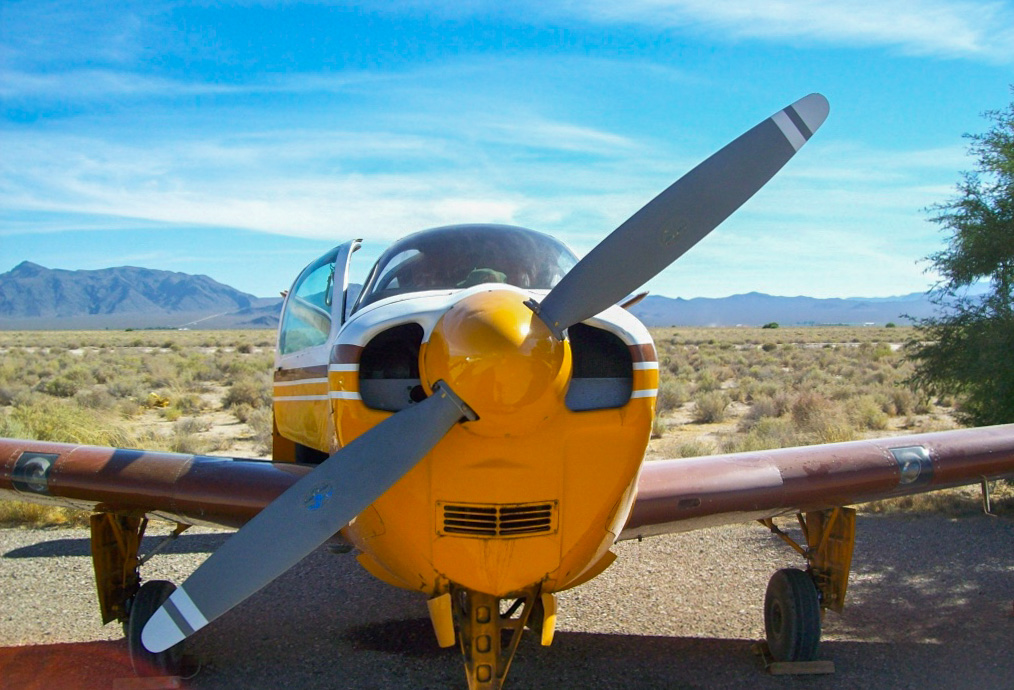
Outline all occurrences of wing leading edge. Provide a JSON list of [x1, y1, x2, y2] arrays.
[[0, 438, 310, 529], [622, 423, 1014, 540], [5, 425, 1014, 536]]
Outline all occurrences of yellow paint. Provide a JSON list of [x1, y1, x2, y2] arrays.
[[420, 290, 571, 437], [339, 290, 654, 599], [539, 593, 557, 646], [272, 377, 331, 452], [273, 289, 658, 608], [426, 593, 456, 648]]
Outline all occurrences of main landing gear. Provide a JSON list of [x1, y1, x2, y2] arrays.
[[127, 580, 186, 676], [759, 507, 857, 662], [89, 512, 189, 677]]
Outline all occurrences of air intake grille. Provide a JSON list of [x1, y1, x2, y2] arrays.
[[438, 501, 557, 538]]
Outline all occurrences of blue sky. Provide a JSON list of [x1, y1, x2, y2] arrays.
[[2, 1, 1012, 299]]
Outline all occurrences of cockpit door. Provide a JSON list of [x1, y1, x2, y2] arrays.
[[273, 239, 361, 458]]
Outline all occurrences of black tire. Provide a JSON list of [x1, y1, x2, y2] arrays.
[[127, 580, 185, 677], [764, 568, 822, 662]]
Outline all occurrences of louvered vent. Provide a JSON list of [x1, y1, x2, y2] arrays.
[[438, 501, 557, 538]]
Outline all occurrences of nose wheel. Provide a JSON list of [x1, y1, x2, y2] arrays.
[[763, 568, 822, 662], [126, 580, 186, 677]]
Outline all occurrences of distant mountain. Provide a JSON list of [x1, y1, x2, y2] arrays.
[[0, 260, 941, 330], [0, 262, 270, 329], [628, 291, 938, 327]]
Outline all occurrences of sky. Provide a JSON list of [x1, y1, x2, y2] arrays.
[[1, 1, 1012, 300]]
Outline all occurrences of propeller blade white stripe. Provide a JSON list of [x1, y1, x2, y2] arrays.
[[772, 110, 807, 152]]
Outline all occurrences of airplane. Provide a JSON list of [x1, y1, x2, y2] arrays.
[[2, 93, 1013, 689]]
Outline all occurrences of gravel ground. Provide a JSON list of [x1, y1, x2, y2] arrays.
[[1, 514, 1012, 689]]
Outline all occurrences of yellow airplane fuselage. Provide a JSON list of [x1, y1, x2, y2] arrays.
[[273, 287, 658, 598]]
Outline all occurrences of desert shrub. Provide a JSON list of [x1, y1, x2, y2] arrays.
[[651, 414, 667, 439], [0, 500, 90, 528], [695, 369, 721, 393], [672, 439, 715, 458], [655, 377, 689, 414], [75, 387, 117, 410], [107, 376, 148, 400], [166, 429, 210, 455], [807, 408, 857, 443], [245, 406, 274, 455], [144, 356, 185, 389], [0, 384, 30, 406], [173, 393, 207, 414], [740, 394, 788, 430], [723, 417, 799, 452], [0, 395, 136, 447], [886, 387, 917, 417], [223, 375, 272, 409], [176, 416, 213, 435], [37, 376, 79, 398], [790, 391, 832, 429], [161, 406, 183, 422], [231, 402, 255, 424], [692, 391, 729, 424], [847, 395, 889, 430]]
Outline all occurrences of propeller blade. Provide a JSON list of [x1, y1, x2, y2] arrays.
[[530, 93, 829, 339], [141, 383, 474, 653]]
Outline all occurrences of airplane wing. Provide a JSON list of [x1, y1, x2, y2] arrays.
[[5, 423, 1012, 538], [0, 438, 308, 529], [621, 423, 1014, 540]]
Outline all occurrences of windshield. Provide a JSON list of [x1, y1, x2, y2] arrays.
[[355, 225, 578, 310]]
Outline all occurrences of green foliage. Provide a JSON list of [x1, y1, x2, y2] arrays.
[[762, 322, 779, 329], [908, 91, 1014, 426]]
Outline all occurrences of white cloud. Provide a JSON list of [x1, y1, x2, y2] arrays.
[[576, 0, 1014, 58], [407, 0, 1014, 62]]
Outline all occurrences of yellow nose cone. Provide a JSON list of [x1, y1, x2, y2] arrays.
[[421, 291, 570, 436]]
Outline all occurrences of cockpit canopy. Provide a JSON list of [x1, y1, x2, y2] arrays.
[[354, 224, 578, 311]]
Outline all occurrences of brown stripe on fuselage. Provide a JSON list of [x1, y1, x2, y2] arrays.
[[331, 344, 364, 364], [629, 343, 657, 363], [274, 365, 328, 382]]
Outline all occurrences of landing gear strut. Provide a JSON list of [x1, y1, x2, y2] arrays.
[[759, 507, 856, 662], [453, 586, 540, 690], [88, 512, 189, 676]]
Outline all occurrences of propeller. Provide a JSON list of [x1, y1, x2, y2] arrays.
[[528, 93, 829, 339], [141, 382, 474, 653], [143, 93, 828, 654]]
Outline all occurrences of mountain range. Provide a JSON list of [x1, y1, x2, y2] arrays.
[[0, 262, 280, 330], [0, 262, 939, 329], [628, 292, 936, 327]]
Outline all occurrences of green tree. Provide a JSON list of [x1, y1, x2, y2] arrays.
[[908, 91, 1014, 426]]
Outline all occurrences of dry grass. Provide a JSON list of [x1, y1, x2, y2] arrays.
[[0, 500, 91, 528], [1, 330, 277, 526], [1, 326, 1008, 525]]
